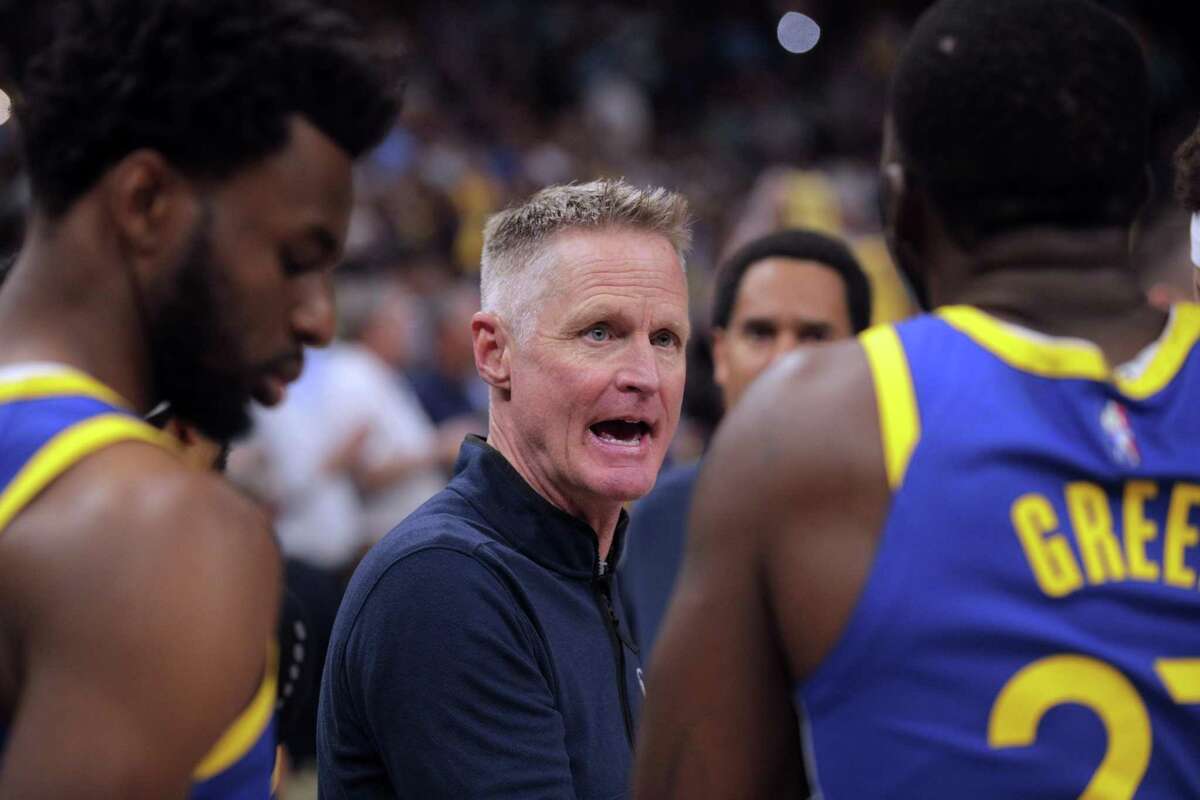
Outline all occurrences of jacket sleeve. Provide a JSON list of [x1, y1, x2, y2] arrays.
[[341, 546, 576, 798]]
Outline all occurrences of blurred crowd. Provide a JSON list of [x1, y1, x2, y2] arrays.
[[226, 1, 1198, 564], [1, 2, 1198, 788]]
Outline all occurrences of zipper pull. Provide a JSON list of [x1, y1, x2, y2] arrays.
[[597, 558, 608, 577]]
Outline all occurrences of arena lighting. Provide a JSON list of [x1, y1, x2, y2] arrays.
[[777, 11, 821, 54], [0, 89, 10, 126]]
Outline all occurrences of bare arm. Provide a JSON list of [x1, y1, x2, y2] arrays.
[[633, 340, 888, 799], [0, 444, 280, 799]]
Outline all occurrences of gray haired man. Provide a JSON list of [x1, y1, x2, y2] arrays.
[[317, 179, 691, 798]]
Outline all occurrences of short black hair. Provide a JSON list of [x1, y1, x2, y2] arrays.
[[1174, 120, 1200, 213], [890, 0, 1149, 246], [711, 229, 872, 334], [3, 0, 402, 218]]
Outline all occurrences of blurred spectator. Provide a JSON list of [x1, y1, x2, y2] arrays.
[[333, 276, 449, 539], [408, 279, 489, 429], [232, 278, 446, 570]]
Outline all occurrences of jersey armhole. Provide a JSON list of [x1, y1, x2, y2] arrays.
[[859, 325, 921, 491], [193, 643, 279, 781]]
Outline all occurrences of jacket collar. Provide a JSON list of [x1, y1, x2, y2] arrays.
[[448, 435, 628, 580]]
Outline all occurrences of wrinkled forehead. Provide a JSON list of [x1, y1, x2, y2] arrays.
[[537, 226, 685, 294]]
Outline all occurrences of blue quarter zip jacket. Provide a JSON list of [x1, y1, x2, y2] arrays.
[[317, 436, 643, 799]]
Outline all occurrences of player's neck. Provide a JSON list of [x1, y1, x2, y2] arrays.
[[0, 225, 157, 412], [935, 227, 1167, 366]]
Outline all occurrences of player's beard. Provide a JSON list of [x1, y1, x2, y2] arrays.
[[146, 207, 258, 442]]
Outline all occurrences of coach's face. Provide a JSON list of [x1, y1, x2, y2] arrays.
[[508, 228, 689, 514]]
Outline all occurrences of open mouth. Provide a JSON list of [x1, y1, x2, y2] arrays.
[[589, 419, 651, 447]]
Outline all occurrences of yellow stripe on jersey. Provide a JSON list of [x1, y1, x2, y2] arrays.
[[0, 370, 131, 409], [0, 413, 173, 534], [938, 305, 1107, 380], [938, 303, 1200, 399], [194, 643, 279, 781], [1119, 304, 1200, 399], [860, 325, 920, 491]]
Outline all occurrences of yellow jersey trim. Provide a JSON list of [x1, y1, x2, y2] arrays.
[[937, 303, 1200, 400], [0, 413, 172, 534], [0, 370, 131, 409], [1119, 304, 1200, 399], [194, 644, 279, 781], [860, 325, 921, 491]]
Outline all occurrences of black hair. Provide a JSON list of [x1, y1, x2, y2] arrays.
[[2, 0, 402, 218], [682, 331, 723, 442], [1174, 120, 1200, 213], [890, 0, 1150, 247], [711, 229, 872, 334]]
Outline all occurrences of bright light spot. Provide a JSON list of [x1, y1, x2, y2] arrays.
[[0, 90, 9, 126], [777, 11, 820, 54]]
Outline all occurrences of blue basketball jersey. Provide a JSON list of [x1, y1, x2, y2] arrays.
[[0, 365, 277, 799], [797, 304, 1200, 799]]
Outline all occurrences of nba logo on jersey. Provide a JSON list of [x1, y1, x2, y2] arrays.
[[1100, 399, 1140, 467]]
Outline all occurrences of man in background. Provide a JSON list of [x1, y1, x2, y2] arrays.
[[620, 228, 871, 659]]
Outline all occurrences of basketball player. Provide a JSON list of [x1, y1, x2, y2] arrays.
[[634, 1, 1200, 797], [143, 406, 314, 797], [0, 1, 399, 796]]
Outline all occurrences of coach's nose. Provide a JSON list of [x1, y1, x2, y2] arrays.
[[616, 337, 662, 395]]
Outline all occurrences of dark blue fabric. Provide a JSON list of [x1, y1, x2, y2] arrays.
[[318, 436, 642, 799], [617, 462, 700, 660]]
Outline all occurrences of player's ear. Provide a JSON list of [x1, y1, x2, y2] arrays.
[[472, 311, 512, 391], [102, 149, 199, 272]]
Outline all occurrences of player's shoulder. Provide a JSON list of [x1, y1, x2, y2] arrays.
[[715, 336, 880, 493], [0, 437, 279, 701], [77, 438, 272, 549], [4, 438, 278, 610]]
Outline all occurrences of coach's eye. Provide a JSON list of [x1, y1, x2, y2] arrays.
[[584, 324, 612, 342], [651, 330, 680, 349]]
